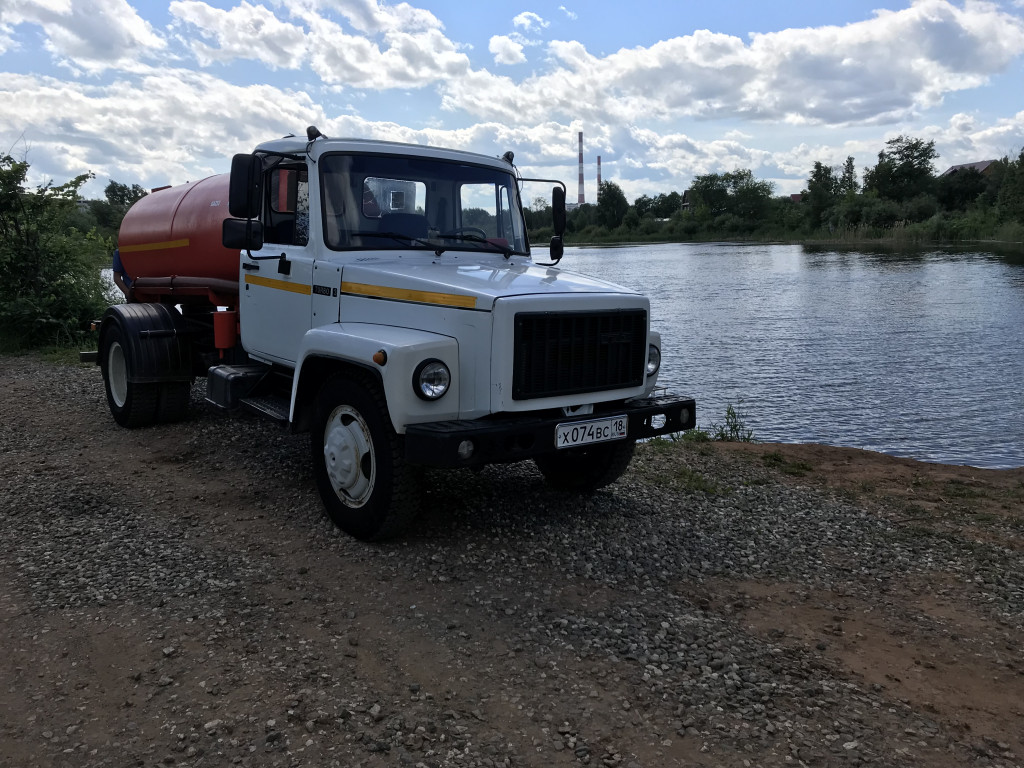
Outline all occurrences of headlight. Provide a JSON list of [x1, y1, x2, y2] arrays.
[[413, 359, 451, 400], [646, 344, 661, 377]]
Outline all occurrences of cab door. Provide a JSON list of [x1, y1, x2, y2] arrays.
[[240, 165, 314, 365]]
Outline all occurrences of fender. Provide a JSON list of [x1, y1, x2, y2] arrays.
[[99, 303, 192, 383], [292, 323, 460, 433]]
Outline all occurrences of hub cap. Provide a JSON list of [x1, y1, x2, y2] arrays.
[[108, 341, 128, 407], [323, 405, 375, 508]]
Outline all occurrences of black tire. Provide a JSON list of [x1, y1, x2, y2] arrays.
[[534, 439, 637, 492], [310, 374, 419, 541], [157, 381, 192, 423], [100, 322, 159, 428]]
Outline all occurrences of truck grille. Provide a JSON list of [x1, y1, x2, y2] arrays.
[[512, 309, 647, 400]]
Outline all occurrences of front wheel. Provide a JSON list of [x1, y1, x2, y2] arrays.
[[310, 375, 419, 541], [534, 440, 636, 492], [100, 323, 159, 428]]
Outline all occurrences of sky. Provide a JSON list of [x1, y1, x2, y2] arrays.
[[2, 0, 1024, 204]]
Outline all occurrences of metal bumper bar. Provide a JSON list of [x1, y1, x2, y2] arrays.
[[404, 395, 696, 468]]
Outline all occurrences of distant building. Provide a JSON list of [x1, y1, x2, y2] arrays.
[[789, 193, 804, 203], [939, 160, 997, 177]]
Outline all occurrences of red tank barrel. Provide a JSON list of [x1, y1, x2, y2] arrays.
[[118, 174, 238, 284]]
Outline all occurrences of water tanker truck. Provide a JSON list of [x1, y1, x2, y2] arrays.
[[91, 127, 696, 540]]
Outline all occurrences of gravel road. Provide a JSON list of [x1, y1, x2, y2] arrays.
[[1, 355, 1021, 768]]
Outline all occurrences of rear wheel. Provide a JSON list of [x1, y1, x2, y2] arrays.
[[100, 323, 159, 428], [310, 375, 419, 541], [157, 381, 192, 423], [534, 439, 636, 492]]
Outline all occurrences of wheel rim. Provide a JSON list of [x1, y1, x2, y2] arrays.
[[323, 404, 375, 508], [108, 340, 128, 408]]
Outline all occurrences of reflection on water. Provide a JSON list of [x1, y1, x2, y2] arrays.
[[560, 243, 1024, 468]]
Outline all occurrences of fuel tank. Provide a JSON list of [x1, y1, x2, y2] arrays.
[[118, 174, 238, 284]]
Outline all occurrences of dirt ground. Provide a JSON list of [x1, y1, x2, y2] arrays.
[[711, 441, 1024, 761], [1, 355, 1022, 767]]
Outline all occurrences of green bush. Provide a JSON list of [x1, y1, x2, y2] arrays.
[[711, 403, 755, 442], [0, 155, 112, 351]]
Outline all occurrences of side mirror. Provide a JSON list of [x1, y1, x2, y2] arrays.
[[222, 218, 264, 251], [552, 186, 566, 236], [228, 154, 262, 219], [549, 235, 564, 262]]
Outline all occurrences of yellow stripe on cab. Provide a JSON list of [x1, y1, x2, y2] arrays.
[[341, 281, 477, 309], [245, 274, 312, 295]]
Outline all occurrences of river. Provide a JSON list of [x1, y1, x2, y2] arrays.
[[558, 242, 1024, 469]]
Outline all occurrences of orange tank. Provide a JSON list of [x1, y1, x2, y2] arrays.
[[118, 174, 238, 284]]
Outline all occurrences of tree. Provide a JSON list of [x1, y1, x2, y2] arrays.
[[688, 173, 730, 216], [633, 194, 655, 218], [0, 156, 110, 350], [937, 168, 987, 212], [804, 161, 839, 229], [839, 156, 859, 196], [566, 202, 596, 233], [997, 150, 1024, 224], [597, 181, 629, 228], [727, 170, 774, 220], [690, 170, 774, 228], [523, 196, 552, 233], [105, 180, 148, 213], [863, 135, 938, 202], [652, 191, 683, 218]]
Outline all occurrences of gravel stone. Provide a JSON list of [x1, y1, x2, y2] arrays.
[[0, 356, 1021, 767]]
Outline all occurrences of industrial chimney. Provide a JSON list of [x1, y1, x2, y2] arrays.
[[597, 156, 602, 200], [577, 131, 585, 206]]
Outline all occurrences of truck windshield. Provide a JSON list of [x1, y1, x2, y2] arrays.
[[319, 154, 529, 255]]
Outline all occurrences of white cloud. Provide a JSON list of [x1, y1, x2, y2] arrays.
[[169, 1, 307, 69], [0, 0, 165, 73], [167, 1, 468, 88], [440, 0, 1024, 129], [489, 35, 526, 65], [923, 109, 1024, 165], [559, 6, 577, 21], [297, 5, 470, 89], [3, 0, 1024, 203], [513, 12, 549, 33], [0, 69, 320, 190]]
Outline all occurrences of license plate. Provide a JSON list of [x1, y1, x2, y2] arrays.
[[555, 415, 628, 449]]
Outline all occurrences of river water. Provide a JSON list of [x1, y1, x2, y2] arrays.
[[559, 242, 1024, 469]]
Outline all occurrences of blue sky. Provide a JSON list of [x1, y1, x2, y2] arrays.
[[2, 0, 1023, 202]]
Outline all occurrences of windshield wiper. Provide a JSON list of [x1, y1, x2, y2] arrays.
[[350, 230, 444, 256], [349, 231, 516, 259], [440, 232, 515, 259]]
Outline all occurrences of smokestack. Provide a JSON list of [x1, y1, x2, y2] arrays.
[[597, 156, 602, 199], [577, 131, 585, 205]]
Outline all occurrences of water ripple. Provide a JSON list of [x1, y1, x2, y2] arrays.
[[562, 243, 1024, 468]]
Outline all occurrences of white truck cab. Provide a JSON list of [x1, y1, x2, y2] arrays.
[[95, 128, 696, 540]]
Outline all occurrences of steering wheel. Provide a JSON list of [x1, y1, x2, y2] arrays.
[[443, 226, 488, 239]]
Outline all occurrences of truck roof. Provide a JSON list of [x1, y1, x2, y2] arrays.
[[253, 135, 513, 170]]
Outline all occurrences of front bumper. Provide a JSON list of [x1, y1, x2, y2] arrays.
[[404, 395, 696, 468]]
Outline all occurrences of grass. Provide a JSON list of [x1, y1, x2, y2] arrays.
[[675, 466, 728, 495], [710, 403, 755, 442], [761, 451, 814, 477], [944, 478, 987, 500], [646, 436, 682, 455], [650, 403, 754, 446], [36, 344, 97, 366]]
